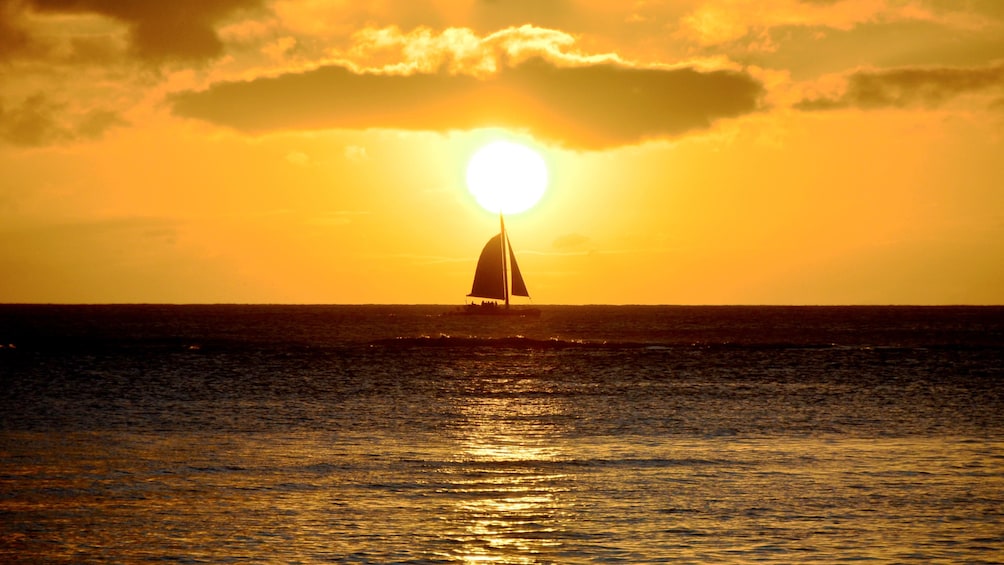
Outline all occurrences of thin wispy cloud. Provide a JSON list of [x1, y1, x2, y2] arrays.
[[0, 94, 127, 147], [797, 62, 1004, 110]]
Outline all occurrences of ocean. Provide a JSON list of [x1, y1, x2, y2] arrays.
[[1, 305, 1002, 563]]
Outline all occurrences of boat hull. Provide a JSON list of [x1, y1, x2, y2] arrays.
[[446, 303, 541, 317]]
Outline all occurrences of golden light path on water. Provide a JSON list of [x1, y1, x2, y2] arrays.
[[447, 393, 571, 564], [3, 337, 1003, 563], [4, 428, 1003, 562]]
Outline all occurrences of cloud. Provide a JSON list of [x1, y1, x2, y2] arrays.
[[2, 0, 263, 62], [346, 25, 591, 77], [76, 108, 129, 139], [0, 94, 127, 147], [169, 56, 764, 149], [796, 63, 1004, 110], [0, 1, 32, 59], [671, 0, 995, 52], [0, 94, 68, 147]]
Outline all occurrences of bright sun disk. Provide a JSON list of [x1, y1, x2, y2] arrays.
[[466, 141, 548, 215]]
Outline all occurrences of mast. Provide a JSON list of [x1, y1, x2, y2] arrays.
[[500, 211, 509, 307]]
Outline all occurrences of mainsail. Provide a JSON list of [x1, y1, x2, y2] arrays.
[[469, 234, 506, 300], [468, 228, 531, 303]]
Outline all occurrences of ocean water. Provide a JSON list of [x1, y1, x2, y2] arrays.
[[1, 305, 1002, 563]]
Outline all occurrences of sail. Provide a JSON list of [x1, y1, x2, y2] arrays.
[[468, 233, 506, 300], [508, 238, 530, 297]]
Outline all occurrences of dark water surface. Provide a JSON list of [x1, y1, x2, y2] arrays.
[[1, 305, 1002, 563]]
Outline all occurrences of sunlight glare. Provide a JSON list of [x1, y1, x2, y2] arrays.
[[466, 141, 548, 215]]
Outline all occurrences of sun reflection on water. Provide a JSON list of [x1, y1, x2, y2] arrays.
[[447, 395, 571, 564]]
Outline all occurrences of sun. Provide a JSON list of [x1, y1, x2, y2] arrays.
[[466, 141, 548, 215]]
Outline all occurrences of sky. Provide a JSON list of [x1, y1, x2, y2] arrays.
[[1, 0, 1002, 304]]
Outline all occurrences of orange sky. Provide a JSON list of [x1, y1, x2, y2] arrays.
[[1, 0, 1002, 304]]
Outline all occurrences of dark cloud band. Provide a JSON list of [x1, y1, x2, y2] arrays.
[[170, 58, 764, 148], [797, 63, 1004, 111], [2, 0, 262, 62]]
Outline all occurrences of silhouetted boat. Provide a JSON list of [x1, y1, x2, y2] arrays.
[[451, 213, 541, 317]]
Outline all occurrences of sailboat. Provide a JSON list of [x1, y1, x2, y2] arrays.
[[455, 213, 541, 317]]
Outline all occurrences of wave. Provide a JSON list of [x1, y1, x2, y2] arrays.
[[4, 332, 979, 355], [366, 335, 867, 351], [369, 335, 638, 350]]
